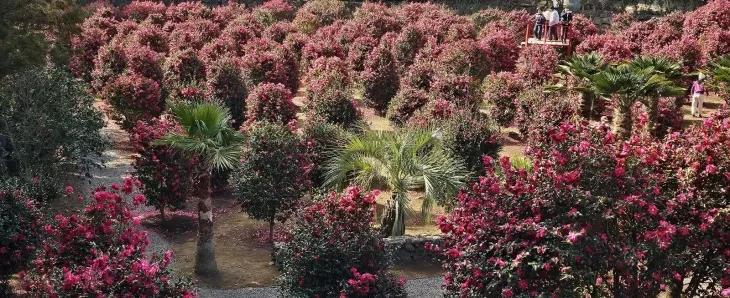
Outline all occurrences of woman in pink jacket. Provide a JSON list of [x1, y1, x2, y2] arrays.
[[690, 73, 706, 118]]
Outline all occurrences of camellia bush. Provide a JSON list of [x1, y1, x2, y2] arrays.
[[301, 120, 348, 188], [0, 184, 42, 290], [206, 58, 248, 129], [277, 187, 407, 298], [516, 45, 560, 85], [0, 68, 106, 199], [437, 113, 730, 297], [441, 111, 502, 174], [361, 43, 399, 115], [19, 179, 196, 297], [131, 118, 197, 219], [482, 71, 524, 127], [304, 57, 361, 128], [240, 38, 300, 94], [101, 72, 164, 130], [231, 122, 312, 244], [245, 83, 297, 126]]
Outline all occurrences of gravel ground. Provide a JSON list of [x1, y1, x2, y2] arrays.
[[196, 276, 443, 298], [92, 104, 444, 298]]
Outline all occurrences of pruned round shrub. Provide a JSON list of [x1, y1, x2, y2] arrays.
[[482, 71, 524, 127], [122, 1, 167, 22], [241, 38, 300, 93], [387, 88, 429, 126], [516, 45, 560, 84], [19, 180, 196, 297], [124, 45, 164, 82], [277, 187, 407, 298], [442, 111, 502, 174], [131, 22, 169, 54], [570, 14, 600, 46], [631, 97, 684, 138], [101, 72, 163, 130], [347, 36, 379, 74], [254, 0, 296, 26], [206, 58, 248, 129], [478, 29, 519, 74], [361, 44, 398, 115], [437, 40, 489, 81], [400, 59, 437, 91], [264, 21, 297, 44], [231, 122, 311, 241], [429, 73, 479, 110], [392, 26, 425, 72], [245, 83, 297, 125], [219, 23, 257, 56], [515, 88, 580, 147], [297, 0, 348, 27], [292, 11, 320, 35], [283, 32, 310, 62], [444, 21, 477, 43], [165, 1, 211, 23], [131, 118, 197, 218], [168, 19, 220, 52], [301, 39, 345, 72], [576, 33, 635, 64], [611, 11, 636, 33], [70, 27, 107, 83], [91, 40, 127, 93], [352, 2, 401, 39], [211, 3, 247, 28], [304, 57, 360, 128], [163, 48, 206, 86]]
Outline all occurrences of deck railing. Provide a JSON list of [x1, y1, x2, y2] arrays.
[[524, 21, 574, 55]]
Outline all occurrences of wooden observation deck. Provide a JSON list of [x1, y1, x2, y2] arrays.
[[520, 22, 574, 56]]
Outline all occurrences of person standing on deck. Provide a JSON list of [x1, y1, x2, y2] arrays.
[[533, 9, 547, 40], [560, 8, 573, 42], [691, 73, 707, 118], [549, 6, 560, 41]]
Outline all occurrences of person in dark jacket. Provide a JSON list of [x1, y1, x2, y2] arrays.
[[560, 8, 573, 42], [533, 9, 547, 40]]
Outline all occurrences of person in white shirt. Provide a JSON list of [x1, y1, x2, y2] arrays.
[[549, 6, 560, 41]]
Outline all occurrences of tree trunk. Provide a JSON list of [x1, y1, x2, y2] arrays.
[[195, 172, 219, 277], [160, 206, 167, 222], [644, 97, 659, 136], [269, 217, 275, 246], [380, 199, 396, 238], [612, 102, 633, 140]]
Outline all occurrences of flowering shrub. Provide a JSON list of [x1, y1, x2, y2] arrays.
[[683, 0, 730, 37], [482, 71, 524, 127], [353, 2, 401, 39], [254, 0, 296, 26], [611, 12, 636, 33], [0, 185, 41, 280], [91, 40, 127, 93], [301, 39, 345, 72], [631, 97, 684, 138], [386, 88, 429, 126], [168, 19, 220, 52], [163, 48, 206, 87], [515, 88, 580, 146], [297, 0, 348, 27], [122, 1, 167, 22], [263, 21, 297, 44], [570, 14, 600, 46], [101, 73, 163, 130], [292, 11, 320, 35], [124, 45, 164, 82], [400, 59, 437, 91], [470, 8, 502, 32], [231, 123, 311, 242], [165, 1, 211, 23], [478, 29, 519, 74], [438, 114, 730, 297], [131, 118, 197, 218], [304, 57, 361, 128], [441, 111, 502, 174], [516, 45, 560, 84], [131, 22, 169, 54], [437, 40, 488, 80], [283, 32, 309, 62], [301, 120, 348, 188], [361, 44, 399, 115], [277, 187, 406, 298], [70, 27, 107, 83], [429, 73, 479, 109], [397, 2, 443, 24], [241, 38, 300, 93], [347, 36, 379, 74], [245, 83, 297, 125], [206, 58, 248, 128], [577, 33, 636, 64], [211, 3, 247, 28], [219, 23, 257, 55], [19, 180, 196, 297], [198, 37, 236, 66], [391, 26, 425, 73]]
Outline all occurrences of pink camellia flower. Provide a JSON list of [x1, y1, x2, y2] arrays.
[[518, 280, 528, 290], [648, 204, 658, 216], [706, 164, 718, 174], [614, 166, 625, 178], [65, 186, 74, 194], [567, 231, 581, 243], [502, 288, 514, 298], [596, 277, 603, 285], [721, 288, 730, 297]]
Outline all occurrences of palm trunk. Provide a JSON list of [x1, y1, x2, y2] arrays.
[[160, 205, 167, 222], [195, 172, 219, 277], [269, 215, 275, 246], [612, 101, 633, 140], [381, 195, 406, 237], [644, 97, 659, 136]]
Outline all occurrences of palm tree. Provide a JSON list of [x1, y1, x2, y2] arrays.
[[552, 52, 607, 119], [155, 102, 244, 277], [591, 63, 681, 139], [324, 127, 467, 237], [629, 56, 684, 134]]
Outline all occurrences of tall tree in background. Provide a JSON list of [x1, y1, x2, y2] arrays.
[[0, 0, 87, 78]]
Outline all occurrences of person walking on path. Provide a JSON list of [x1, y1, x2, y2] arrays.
[[549, 6, 560, 41], [533, 9, 547, 40], [560, 8, 573, 42], [691, 73, 706, 118]]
